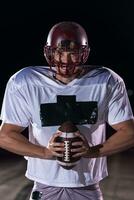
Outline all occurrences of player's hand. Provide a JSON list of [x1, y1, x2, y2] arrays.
[[71, 132, 103, 158], [47, 132, 65, 158], [71, 131, 90, 158]]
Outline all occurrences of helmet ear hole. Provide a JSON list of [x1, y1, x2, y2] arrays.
[[44, 46, 53, 66], [81, 47, 90, 64], [84, 47, 90, 62]]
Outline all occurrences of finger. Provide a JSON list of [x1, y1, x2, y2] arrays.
[[74, 130, 81, 135], [71, 141, 83, 146], [74, 131, 81, 138], [74, 132, 86, 141], [77, 134, 86, 141], [50, 132, 62, 143], [51, 142, 64, 147], [72, 152, 85, 158], [71, 146, 87, 153], [52, 147, 65, 152], [53, 152, 64, 157]]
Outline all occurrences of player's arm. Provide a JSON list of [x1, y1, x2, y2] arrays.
[[0, 123, 63, 159], [98, 119, 134, 157], [72, 119, 134, 158]]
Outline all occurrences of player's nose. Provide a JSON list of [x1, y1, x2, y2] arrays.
[[61, 52, 71, 63]]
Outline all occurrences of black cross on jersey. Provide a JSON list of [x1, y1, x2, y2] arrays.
[[40, 95, 98, 126]]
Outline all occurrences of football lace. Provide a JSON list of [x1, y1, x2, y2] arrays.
[[64, 141, 71, 162]]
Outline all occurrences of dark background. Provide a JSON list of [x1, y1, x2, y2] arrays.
[[0, 2, 134, 198], [0, 1, 134, 108], [0, 1, 134, 124]]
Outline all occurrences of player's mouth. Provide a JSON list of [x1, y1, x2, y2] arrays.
[[60, 66, 74, 76]]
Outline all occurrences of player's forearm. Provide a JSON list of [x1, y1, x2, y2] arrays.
[[0, 130, 51, 159], [100, 129, 134, 156], [89, 129, 134, 158]]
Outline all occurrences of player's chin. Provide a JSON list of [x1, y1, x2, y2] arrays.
[[59, 71, 73, 78], [60, 69, 80, 78]]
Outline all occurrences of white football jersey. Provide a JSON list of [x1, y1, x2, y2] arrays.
[[1, 65, 133, 187]]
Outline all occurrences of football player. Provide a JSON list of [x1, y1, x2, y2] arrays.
[[0, 21, 134, 200]]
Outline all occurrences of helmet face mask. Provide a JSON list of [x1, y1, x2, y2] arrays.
[[44, 21, 90, 77]]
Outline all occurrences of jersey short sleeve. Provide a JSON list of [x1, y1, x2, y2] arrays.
[[1, 77, 31, 127], [107, 78, 134, 125]]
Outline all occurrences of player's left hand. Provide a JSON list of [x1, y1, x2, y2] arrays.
[[71, 131, 90, 158], [71, 131, 103, 158]]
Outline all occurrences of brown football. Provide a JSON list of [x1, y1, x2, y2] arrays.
[[55, 121, 82, 170]]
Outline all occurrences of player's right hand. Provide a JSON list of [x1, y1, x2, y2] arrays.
[[47, 132, 65, 158]]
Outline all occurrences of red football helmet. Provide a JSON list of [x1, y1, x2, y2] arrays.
[[44, 21, 90, 76]]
